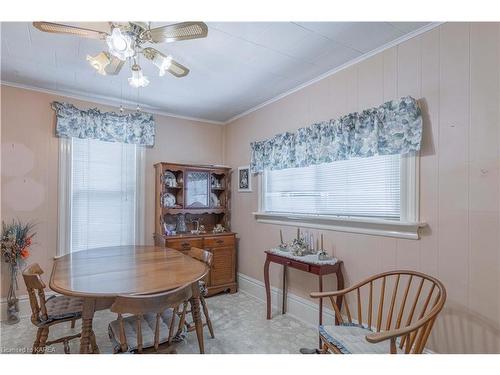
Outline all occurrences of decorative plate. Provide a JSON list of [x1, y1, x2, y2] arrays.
[[162, 192, 176, 208], [163, 171, 177, 187]]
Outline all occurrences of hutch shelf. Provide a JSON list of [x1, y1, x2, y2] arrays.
[[154, 162, 237, 296]]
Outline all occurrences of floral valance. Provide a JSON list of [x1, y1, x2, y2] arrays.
[[52, 102, 155, 147], [250, 96, 422, 173]]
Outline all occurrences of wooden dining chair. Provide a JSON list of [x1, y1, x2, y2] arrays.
[[310, 270, 446, 354], [22, 263, 97, 354], [177, 247, 215, 339], [108, 285, 192, 353]]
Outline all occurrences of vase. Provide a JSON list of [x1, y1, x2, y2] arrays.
[[6, 264, 20, 325], [176, 213, 187, 233]]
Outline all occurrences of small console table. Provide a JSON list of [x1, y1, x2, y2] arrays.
[[264, 249, 344, 327]]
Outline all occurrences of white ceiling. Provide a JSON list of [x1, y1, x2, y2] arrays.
[[1, 22, 431, 123]]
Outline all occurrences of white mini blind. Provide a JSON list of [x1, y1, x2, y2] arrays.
[[71, 138, 137, 252], [263, 154, 401, 219]]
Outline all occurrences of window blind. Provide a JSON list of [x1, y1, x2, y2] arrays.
[[263, 154, 401, 219], [71, 138, 137, 252]]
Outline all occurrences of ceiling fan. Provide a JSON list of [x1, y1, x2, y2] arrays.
[[33, 21, 208, 88]]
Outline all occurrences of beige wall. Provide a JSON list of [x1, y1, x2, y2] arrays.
[[224, 23, 500, 353], [0, 84, 224, 297], [1, 22, 499, 354]]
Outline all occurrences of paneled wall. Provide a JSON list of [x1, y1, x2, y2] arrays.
[[0, 85, 224, 298], [224, 23, 500, 353]]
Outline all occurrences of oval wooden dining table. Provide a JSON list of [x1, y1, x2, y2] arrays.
[[50, 245, 209, 354]]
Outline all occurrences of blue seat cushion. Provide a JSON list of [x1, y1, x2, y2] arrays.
[[319, 323, 403, 354]]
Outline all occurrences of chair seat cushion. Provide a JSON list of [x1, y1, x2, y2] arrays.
[[108, 309, 182, 353], [319, 324, 403, 354], [44, 295, 84, 322]]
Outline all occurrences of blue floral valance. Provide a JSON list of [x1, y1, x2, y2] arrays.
[[52, 102, 155, 147], [250, 96, 422, 173]]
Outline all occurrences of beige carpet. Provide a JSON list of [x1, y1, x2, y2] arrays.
[[0, 292, 318, 354]]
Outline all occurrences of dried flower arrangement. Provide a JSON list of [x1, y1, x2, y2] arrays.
[[1, 220, 36, 324]]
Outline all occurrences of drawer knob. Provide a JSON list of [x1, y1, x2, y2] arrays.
[[216, 239, 224, 244]]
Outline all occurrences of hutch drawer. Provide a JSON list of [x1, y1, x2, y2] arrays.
[[165, 238, 203, 251], [204, 235, 235, 248]]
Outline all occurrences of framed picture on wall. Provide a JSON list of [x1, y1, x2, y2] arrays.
[[238, 166, 252, 192]]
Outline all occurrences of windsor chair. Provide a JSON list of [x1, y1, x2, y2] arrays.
[[310, 270, 446, 354]]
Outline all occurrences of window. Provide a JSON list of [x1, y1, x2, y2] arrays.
[[264, 154, 401, 219], [255, 153, 422, 239], [58, 138, 145, 255]]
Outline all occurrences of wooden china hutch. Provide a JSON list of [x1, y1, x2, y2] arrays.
[[154, 162, 237, 296]]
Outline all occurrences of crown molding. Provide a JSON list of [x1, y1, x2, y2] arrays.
[[0, 80, 226, 125], [223, 22, 443, 124]]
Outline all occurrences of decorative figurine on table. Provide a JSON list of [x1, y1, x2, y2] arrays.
[[291, 228, 309, 256]]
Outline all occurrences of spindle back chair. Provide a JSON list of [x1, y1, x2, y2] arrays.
[[109, 284, 192, 353], [22, 263, 87, 354], [23, 263, 50, 324], [177, 247, 215, 338], [311, 270, 446, 354]]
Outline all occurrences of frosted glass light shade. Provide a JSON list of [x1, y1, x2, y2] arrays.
[[128, 64, 149, 88], [106, 27, 134, 61], [86, 52, 110, 75]]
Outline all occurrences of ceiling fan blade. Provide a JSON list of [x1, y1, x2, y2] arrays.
[[142, 47, 190, 78], [167, 58, 190, 78], [33, 21, 108, 40], [146, 22, 208, 43], [104, 55, 124, 75]]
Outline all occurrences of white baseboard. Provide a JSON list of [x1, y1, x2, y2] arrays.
[[237, 272, 336, 328], [0, 292, 56, 322]]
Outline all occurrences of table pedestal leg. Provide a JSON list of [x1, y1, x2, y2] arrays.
[[80, 298, 96, 354], [264, 256, 271, 319], [90, 330, 99, 354], [190, 283, 205, 354]]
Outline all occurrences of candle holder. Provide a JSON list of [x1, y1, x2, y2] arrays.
[[317, 250, 332, 261], [278, 242, 289, 252]]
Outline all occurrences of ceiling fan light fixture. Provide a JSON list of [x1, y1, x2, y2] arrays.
[[106, 27, 135, 61], [128, 64, 149, 88], [35, 20, 206, 86], [153, 54, 173, 77], [86, 52, 110, 75]]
